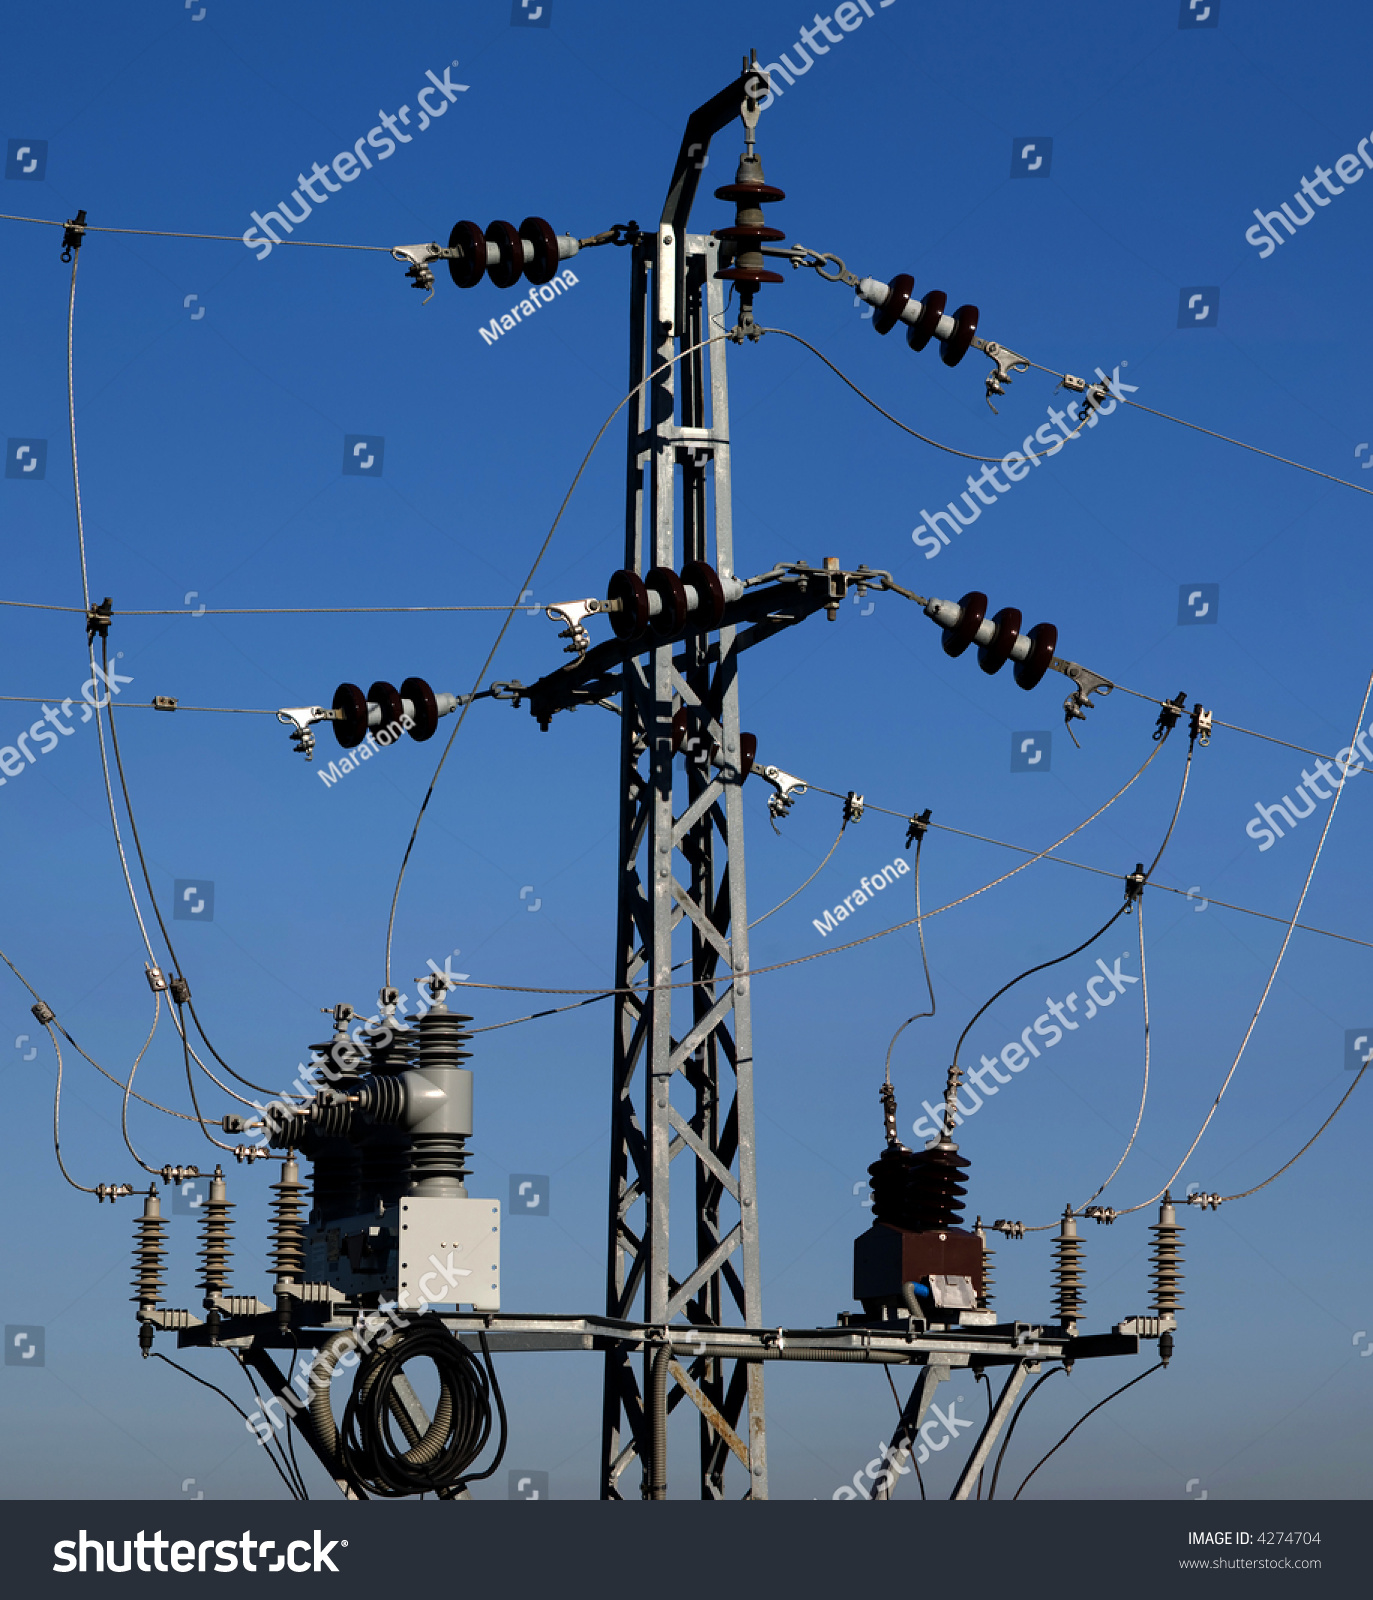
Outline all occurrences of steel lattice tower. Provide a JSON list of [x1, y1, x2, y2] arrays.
[[600, 111, 769, 1498]]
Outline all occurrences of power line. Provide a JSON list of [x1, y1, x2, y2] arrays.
[[120, 992, 167, 1176], [1219, 1058, 1368, 1203], [760, 326, 1004, 464], [986, 1365, 1066, 1500], [102, 634, 279, 1104], [809, 777, 1373, 953], [149, 1352, 304, 1500], [882, 828, 936, 1086], [1079, 892, 1152, 1208], [0, 209, 391, 254], [1012, 1361, 1165, 1499], [748, 817, 849, 928], [0, 599, 520, 614], [1122, 396, 1373, 499], [449, 731, 1174, 999], [1108, 683, 1345, 765], [1012, 353, 1373, 499], [1114, 662, 1373, 1217]]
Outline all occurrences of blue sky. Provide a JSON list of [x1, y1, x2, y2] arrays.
[[1, 0, 1370, 1502]]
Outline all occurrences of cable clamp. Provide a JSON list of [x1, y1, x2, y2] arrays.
[[977, 340, 1031, 413], [842, 791, 865, 824], [152, 696, 178, 712], [94, 1183, 134, 1203], [61, 209, 88, 262], [758, 763, 808, 821], [904, 806, 932, 849], [169, 975, 191, 1005], [1155, 690, 1187, 741], [1082, 1205, 1119, 1225], [275, 705, 329, 762], [1058, 373, 1088, 394], [389, 242, 439, 295], [1124, 861, 1146, 905], [31, 999, 56, 1026], [1185, 1190, 1223, 1210], [1189, 703, 1212, 746], [1053, 658, 1115, 746], [1077, 381, 1111, 422], [86, 596, 113, 642], [991, 1219, 1025, 1240], [545, 597, 605, 658], [145, 963, 168, 994]]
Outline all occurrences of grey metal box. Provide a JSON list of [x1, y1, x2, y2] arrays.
[[397, 1195, 501, 1312]]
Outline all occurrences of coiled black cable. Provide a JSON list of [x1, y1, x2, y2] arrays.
[[337, 1319, 506, 1498]]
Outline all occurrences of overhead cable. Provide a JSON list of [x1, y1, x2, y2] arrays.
[[1114, 663, 1373, 1216]]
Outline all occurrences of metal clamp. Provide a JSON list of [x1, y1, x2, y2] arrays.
[[276, 705, 331, 762], [977, 340, 1031, 414], [490, 680, 528, 708], [389, 242, 441, 296], [545, 597, 606, 658], [767, 241, 860, 289], [904, 807, 932, 849], [1077, 381, 1111, 422], [1054, 659, 1116, 747], [1155, 691, 1187, 742], [1190, 704, 1212, 746], [61, 210, 88, 262], [758, 763, 808, 821]]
